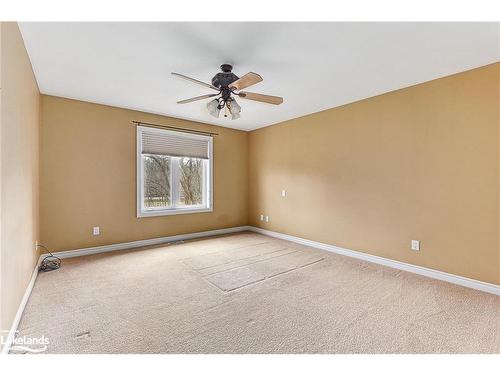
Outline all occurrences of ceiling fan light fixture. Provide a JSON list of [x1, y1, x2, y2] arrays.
[[228, 98, 241, 115], [207, 99, 220, 118]]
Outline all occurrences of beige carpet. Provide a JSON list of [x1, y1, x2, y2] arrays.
[[14, 232, 500, 354]]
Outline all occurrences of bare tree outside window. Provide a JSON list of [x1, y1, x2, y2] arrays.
[[143, 155, 204, 209], [179, 158, 203, 206], [143, 155, 171, 208]]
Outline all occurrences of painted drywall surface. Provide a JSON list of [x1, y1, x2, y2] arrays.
[[0, 22, 40, 336], [40, 95, 248, 252], [0, 21, 3, 341], [249, 63, 499, 285]]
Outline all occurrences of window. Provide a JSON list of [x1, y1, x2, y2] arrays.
[[137, 126, 213, 217]]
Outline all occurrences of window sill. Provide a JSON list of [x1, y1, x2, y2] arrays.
[[137, 206, 213, 218]]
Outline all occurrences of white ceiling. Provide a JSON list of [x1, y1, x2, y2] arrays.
[[19, 22, 499, 131]]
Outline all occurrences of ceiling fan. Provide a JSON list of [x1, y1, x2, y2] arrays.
[[172, 64, 283, 120]]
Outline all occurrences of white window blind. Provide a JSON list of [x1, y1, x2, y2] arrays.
[[140, 126, 211, 159]]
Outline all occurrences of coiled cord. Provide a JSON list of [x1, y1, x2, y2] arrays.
[[37, 244, 61, 272]]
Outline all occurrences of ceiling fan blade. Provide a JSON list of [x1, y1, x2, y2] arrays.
[[230, 72, 263, 90], [177, 94, 218, 104], [238, 91, 283, 105], [172, 72, 219, 91]]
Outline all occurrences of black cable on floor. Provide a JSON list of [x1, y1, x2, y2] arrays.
[[37, 244, 61, 272]]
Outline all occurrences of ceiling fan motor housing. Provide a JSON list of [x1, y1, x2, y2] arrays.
[[212, 72, 239, 89], [212, 64, 239, 89]]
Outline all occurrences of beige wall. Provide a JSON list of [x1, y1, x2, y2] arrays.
[[40, 95, 248, 252], [0, 22, 40, 337], [249, 63, 499, 285]]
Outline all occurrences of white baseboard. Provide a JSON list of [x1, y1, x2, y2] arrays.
[[247, 226, 500, 296], [1, 256, 41, 355], [45, 225, 251, 260], [45, 224, 500, 295]]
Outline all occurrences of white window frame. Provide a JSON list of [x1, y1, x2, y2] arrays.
[[136, 126, 213, 217]]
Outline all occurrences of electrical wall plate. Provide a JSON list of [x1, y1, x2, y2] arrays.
[[411, 240, 420, 251]]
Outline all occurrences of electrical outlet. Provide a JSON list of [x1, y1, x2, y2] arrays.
[[411, 240, 420, 251], [260, 214, 264, 221], [281, 189, 287, 197], [93, 226, 100, 236], [265, 216, 269, 222]]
